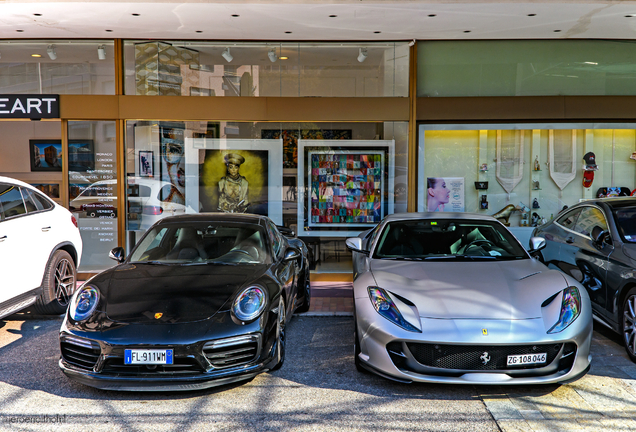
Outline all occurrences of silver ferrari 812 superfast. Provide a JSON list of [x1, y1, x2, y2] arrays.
[[346, 213, 592, 385]]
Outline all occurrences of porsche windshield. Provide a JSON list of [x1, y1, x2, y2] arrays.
[[129, 222, 270, 264], [373, 219, 528, 260]]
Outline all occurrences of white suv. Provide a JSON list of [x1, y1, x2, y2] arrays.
[[0, 176, 83, 318]]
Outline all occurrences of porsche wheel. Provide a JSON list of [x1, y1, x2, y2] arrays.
[[271, 297, 286, 371], [622, 288, 636, 362], [295, 272, 311, 313], [32, 250, 76, 315]]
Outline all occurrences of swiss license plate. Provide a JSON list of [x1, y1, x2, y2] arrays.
[[507, 353, 547, 366], [124, 349, 173, 365]]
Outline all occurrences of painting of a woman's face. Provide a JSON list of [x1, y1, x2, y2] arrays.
[[227, 163, 240, 178]]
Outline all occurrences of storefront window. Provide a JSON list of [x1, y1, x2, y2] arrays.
[[418, 40, 636, 97], [124, 41, 408, 97], [68, 121, 118, 272], [125, 121, 408, 273], [0, 40, 115, 95], [418, 123, 636, 246]]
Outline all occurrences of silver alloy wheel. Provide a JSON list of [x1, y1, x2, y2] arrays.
[[624, 294, 636, 356], [54, 258, 76, 307]]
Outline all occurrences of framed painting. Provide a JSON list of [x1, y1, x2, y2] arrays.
[[29, 139, 62, 172], [68, 140, 95, 172], [139, 150, 154, 177]]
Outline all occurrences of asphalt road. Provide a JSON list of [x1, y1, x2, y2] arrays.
[[0, 314, 635, 432]]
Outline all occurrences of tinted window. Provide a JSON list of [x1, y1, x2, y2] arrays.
[[574, 207, 608, 238], [556, 209, 581, 230], [0, 184, 27, 219], [29, 190, 54, 210], [374, 219, 527, 260], [267, 221, 283, 256], [21, 188, 38, 212], [614, 207, 636, 243]]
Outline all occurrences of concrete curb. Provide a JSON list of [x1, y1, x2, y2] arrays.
[[296, 311, 353, 317]]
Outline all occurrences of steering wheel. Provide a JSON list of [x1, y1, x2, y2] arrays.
[[462, 239, 494, 254]]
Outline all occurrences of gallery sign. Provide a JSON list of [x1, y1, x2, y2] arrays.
[[0, 94, 59, 119]]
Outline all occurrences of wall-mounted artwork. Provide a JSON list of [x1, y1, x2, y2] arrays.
[[29, 140, 62, 171], [261, 129, 352, 169], [139, 151, 154, 177], [30, 183, 60, 199]]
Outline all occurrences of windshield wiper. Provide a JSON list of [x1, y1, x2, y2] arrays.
[[455, 255, 497, 260], [180, 261, 240, 266]]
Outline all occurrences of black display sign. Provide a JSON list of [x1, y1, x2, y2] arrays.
[[0, 95, 59, 119]]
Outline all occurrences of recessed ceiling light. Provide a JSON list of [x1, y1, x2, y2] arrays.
[[464, 30, 471, 33], [428, 14, 436, 17], [527, 14, 536, 17], [132, 13, 140, 16], [280, 56, 288, 60], [285, 31, 292, 34], [105, 29, 113, 32], [196, 31, 202, 33], [16, 30, 24, 32], [374, 31, 381, 34], [232, 14, 239, 17], [554, 30, 562, 32], [329, 15, 337, 18], [31, 54, 41, 57], [33, 13, 42, 16], [626, 15, 634, 18]]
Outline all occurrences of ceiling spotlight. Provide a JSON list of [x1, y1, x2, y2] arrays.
[[357, 47, 368, 63], [97, 45, 106, 60], [47, 44, 56, 60], [222, 47, 233, 62], [268, 48, 278, 63]]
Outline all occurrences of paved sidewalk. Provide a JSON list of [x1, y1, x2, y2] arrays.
[[305, 282, 354, 316]]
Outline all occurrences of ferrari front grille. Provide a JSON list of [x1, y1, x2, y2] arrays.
[[60, 337, 101, 370], [405, 342, 563, 371], [203, 335, 259, 369]]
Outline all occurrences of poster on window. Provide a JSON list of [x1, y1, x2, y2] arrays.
[[186, 138, 283, 225], [426, 177, 464, 212], [159, 126, 186, 205]]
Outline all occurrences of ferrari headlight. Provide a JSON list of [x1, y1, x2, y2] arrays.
[[69, 285, 100, 322], [368, 287, 421, 333], [233, 286, 268, 322], [548, 286, 581, 334]]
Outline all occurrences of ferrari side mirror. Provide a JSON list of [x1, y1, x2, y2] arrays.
[[345, 237, 369, 256], [528, 237, 546, 255]]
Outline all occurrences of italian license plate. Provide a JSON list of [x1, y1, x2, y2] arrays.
[[124, 349, 173, 365], [507, 353, 547, 366]]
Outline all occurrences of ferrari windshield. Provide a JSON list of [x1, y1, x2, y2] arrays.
[[373, 219, 528, 260], [129, 222, 270, 264], [614, 207, 636, 243]]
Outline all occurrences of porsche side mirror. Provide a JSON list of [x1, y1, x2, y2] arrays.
[[345, 238, 369, 256], [528, 237, 546, 255], [109, 246, 126, 263], [284, 248, 301, 261]]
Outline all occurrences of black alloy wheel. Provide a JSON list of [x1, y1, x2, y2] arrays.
[[271, 296, 286, 371], [296, 272, 311, 313], [33, 250, 76, 315], [622, 288, 636, 362]]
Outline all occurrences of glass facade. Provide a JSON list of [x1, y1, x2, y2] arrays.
[[68, 120, 118, 272], [418, 40, 636, 97], [124, 41, 409, 97], [0, 40, 115, 95], [418, 123, 636, 246], [124, 121, 408, 272]]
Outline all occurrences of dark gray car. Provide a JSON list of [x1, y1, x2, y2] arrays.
[[533, 197, 636, 362]]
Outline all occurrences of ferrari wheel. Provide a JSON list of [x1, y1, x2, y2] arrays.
[[622, 288, 636, 362], [271, 297, 286, 371], [32, 250, 76, 315], [353, 318, 367, 373]]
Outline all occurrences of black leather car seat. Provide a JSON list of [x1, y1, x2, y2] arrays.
[[166, 227, 208, 260]]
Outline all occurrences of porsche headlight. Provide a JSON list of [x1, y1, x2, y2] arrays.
[[233, 286, 268, 322], [548, 286, 581, 334], [69, 285, 100, 322], [368, 287, 421, 333]]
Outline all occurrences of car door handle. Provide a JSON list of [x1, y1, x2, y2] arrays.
[[565, 237, 574, 244], [41, 226, 51, 232]]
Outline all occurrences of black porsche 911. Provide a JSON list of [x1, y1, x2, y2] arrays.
[[59, 213, 311, 391]]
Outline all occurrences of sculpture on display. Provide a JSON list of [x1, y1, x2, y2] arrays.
[[582, 151, 598, 189], [492, 204, 520, 227]]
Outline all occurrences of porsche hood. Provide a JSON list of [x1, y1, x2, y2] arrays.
[[369, 259, 568, 320], [97, 264, 269, 323]]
